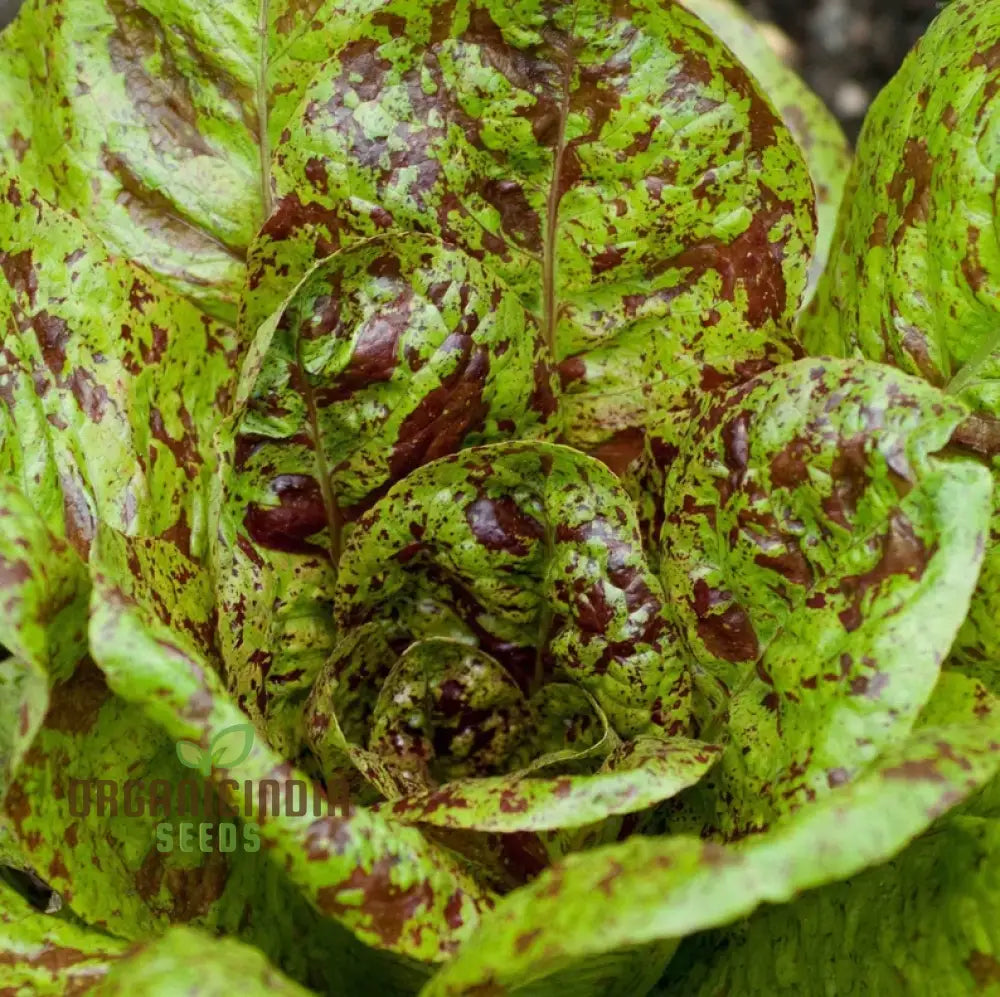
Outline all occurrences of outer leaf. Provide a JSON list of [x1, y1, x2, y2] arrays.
[[211, 233, 555, 751], [335, 441, 692, 739], [0, 482, 88, 801], [377, 737, 720, 833], [0, 481, 88, 680], [0, 656, 47, 812], [0, 532, 425, 992], [0, 0, 375, 322], [679, 0, 850, 303], [88, 524, 494, 968], [245, 0, 816, 451], [0, 175, 238, 557], [657, 358, 991, 836], [421, 720, 1000, 997], [800, 0, 1000, 668], [659, 816, 1000, 997], [93, 926, 312, 997], [802, 0, 1000, 402], [4, 660, 231, 940], [0, 874, 128, 994], [2, 657, 390, 997]]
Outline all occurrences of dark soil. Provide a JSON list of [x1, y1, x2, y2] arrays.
[[743, 0, 943, 138]]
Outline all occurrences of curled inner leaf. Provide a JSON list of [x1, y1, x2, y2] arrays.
[[212, 233, 553, 749], [334, 441, 692, 739]]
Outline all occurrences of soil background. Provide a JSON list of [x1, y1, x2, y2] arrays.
[[743, 0, 942, 139], [0, 0, 944, 139]]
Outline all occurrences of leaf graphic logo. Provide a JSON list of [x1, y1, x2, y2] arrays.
[[175, 739, 211, 777], [175, 724, 255, 777]]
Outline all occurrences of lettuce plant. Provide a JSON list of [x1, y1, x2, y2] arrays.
[[0, 0, 999, 993]]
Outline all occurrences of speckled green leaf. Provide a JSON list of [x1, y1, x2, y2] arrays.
[[0, 515, 438, 993], [0, 0, 377, 323], [0, 874, 128, 995], [506, 682, 614, 774], [304, 629, 614, 818], [211, 233, 555, 752], [679, 0, 850, 303], [802, 0, 1000, 400], [0, 483, 89, 801], [377, 737, 719, 833], [0, 482, 88, 681], [421, 718, 1000, 997], [92, 926, 312, 997], [800, 0, 1000, 670], [311, 636, 539, 800], [659, 816, 1000, 997], [0, 654, 47, 814], [657, 358, 992, 835], [0, 175, 238, 558], [4, 659, 231, 940], [918, 669, 998, 730], [244, 0, 816, 454], [2, 655, 390, 997], [88, 524, 494, 969], [0, 485, 82, 877], [335, 441, 692, 740]]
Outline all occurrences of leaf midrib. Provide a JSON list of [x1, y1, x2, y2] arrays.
[[257, 0, 273, 219], [542, 3, 582, 359]]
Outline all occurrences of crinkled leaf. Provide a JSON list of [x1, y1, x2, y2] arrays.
[[0, 482, 88, 799], [2, 656, 389, 997], [335, 441, 692, 739], [421, 719, 1000, 996], [506, 682, 615, 774], [211, 233, 555, 751], [378, 737, 719, 833], [0, 0, 375, 322], [0, 481, 88, 679], [802, 0, 1000, 405], [245, 0, 816, 452], [0, 175, 238, 557], [659, 815, 1000, 997], [303, 623, 413, 801], [0, 874, 127, 994], [800, 0, 1000, 669], [88, 524, 494, 967], [4, 659, 230, 940], [366, 639, 535, 795], [679, 0, 850, 302], [657, 358, 991, 835], [305, 631, 613, 812], [92, 926, 312, 997]]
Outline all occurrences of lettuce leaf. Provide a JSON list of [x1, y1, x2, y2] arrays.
[[243, 0, 816, 453], [800, 0, 1000, 670]]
